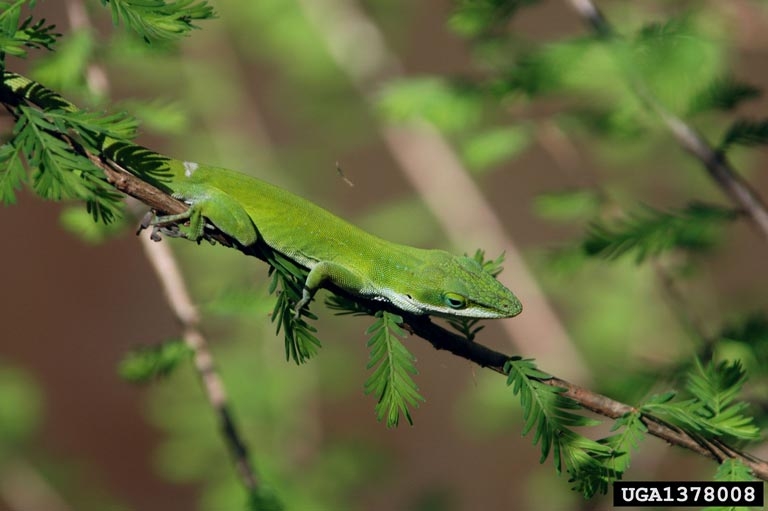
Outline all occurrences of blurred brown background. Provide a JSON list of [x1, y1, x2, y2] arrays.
[[1, 1, 768, 510]]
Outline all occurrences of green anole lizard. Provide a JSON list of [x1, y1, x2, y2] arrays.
[[2, 72, 522, 319]]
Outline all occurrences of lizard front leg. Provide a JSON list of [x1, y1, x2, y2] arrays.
[[294, 261, 368, 318]]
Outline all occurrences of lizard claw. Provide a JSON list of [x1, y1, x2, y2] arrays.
[[136, 210, 155, 236], [293, 288, 312, 319], [136, 211, 164, 241], [150, 226, 163, 242]]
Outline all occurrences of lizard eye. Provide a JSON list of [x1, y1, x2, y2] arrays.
[[444, 292, 467, 309]]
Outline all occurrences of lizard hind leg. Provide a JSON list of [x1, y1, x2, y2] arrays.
[[151, 205, 207, 242], [151, 187, 259, 246]]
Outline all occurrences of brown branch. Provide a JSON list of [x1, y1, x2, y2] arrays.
[[566, 0, 768, 241], [81, 147, 768, 482], [402, 314, 768, 481], [137, 231, 260, 491]]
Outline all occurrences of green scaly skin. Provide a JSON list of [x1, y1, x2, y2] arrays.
[[2, 72, 523, 319]]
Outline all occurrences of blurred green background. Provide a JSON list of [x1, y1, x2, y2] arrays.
[[1, 1, 767, 510]]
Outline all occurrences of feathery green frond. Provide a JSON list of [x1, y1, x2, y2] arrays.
[[686, 360, 760, 439], [602, 411, 647, 475], [445, 314, 486, 342], [364, 311, 423, 428], [473, 249, 505, 277], [720, 119, 768, 151], [708, 459, 758, 511], [0, 3, 59, 58], [118, 340, 192, 382], [268, 264, 321, 365], [642, 360, 759, 440], [8, 104, 124, 222], [98, 0, 216, 43], [714, 458, 756, 483], [584, 203, 738, 262], [688, 76, 761, 116], [0, 143, 25, 204], [46, 108, 139, 145], [0, 71, 147, 222], [505, 358, 618, 497]]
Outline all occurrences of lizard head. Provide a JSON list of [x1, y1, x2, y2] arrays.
[[387, 251, 523, 319]]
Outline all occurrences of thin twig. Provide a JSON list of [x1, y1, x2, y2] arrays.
[[137, 228, 260, 491], [86, 154, 261, 491], [0, 459, 72, 511], [566, 0, 768, 240], [64, 0, 260, 492]]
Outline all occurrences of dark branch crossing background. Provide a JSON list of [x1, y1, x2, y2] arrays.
[[1, 1, 767, 510]]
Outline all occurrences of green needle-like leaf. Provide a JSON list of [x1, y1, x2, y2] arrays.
[[364, 311, 423, 427], [602, 411, 647, 475], [642, 360, 759, 441], [118, 340, 192, 382], [584, 202, 738, 262], [268, 266, 321, 365], [720, 119, 768, 151], [688, 76, 761, 116], [714, 458, 755, 482], [505, 357, 619, 497], [8, 104, 124, 222], [98, 0, 216, 43], [0, 4, 59, 58], [0, 143, 26, 204]]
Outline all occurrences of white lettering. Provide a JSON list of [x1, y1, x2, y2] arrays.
[[648, 487, 663, 502], [621, 488, 635, 501]]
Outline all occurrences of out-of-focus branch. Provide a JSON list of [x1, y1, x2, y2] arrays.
[[137, 227, 260, 491], [86, 151, 261, 492], [65, 0, 260, 493], [295, 0, 591, 383], [566, 0, 768, 241], [0, 459, 72, 511]]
